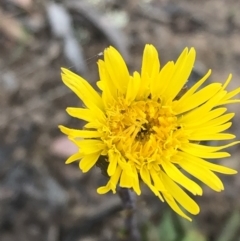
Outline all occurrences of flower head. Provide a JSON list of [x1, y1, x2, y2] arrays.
[[59, 45, 240, 221]]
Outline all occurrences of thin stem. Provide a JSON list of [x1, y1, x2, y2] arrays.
[[117, 187, 141, 241]]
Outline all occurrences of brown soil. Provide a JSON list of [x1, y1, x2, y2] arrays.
[[1, 1, 240, 241]]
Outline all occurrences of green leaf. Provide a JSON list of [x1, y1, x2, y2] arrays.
[[158, 211, 178, 241], [216, 210, 240, 241], [182, 230, 206, 241]]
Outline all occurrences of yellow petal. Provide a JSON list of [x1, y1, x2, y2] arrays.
[[140, 165, 162, 199], [189, 133, 236, 141], [187, 122, 234, 140], [79, 151, 101, 172], [66, 107, 98, 122], [139, 44, 160, 98], [179, 152, 237, 175], [187, 113, 234, 131], [97, 166, 122, 194], [218, 87, 240, 105], [180, 107, 227, 128], [222, 73, 232, 89], [126, 72, 141, 104], [182, 141, 240, 153], [59, 125, 102, 138], [120, 170, 133, 188], [104, 46, 129, 94], [180, 90, 227, 124], [164, 48, 196, 102], [65, 152, 83, 164], [131, 165, 141, 195], [161, 172, 200, 215], [220, 99, 240, 105], [161, 161, 202, 195], [178, 158, 224, 191], [178, 69, 212, 101], [66, 107, 92, 121], [107, 149, 119, 176], [98, 59, 117, 100], [174, 83, 222, 114], [180, 148, 230, 159], [163, 192, 193, 221], [152, 61, 175, 100], [72, 139, 106, 154], [141, 44, 160, 80], [61, 68, 104, 110], [180, 141, 240, 159], [97, 183, 111, 194], [150, 169, 166, 192]]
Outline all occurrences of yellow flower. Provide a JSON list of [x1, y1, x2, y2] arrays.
[[59, 44, 240, 221]]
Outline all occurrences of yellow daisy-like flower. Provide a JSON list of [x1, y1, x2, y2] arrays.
[[59, 44, 240, 221]]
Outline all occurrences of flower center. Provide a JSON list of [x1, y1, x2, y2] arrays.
[[103, 97, 187, 165]]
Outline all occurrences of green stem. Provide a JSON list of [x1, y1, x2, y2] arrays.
[[118, 187, 141, 241]]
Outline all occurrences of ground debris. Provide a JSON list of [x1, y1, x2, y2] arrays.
[[0, 0, 240, 241]]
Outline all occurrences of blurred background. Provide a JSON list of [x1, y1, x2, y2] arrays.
[[0, 0, 240, 241]]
